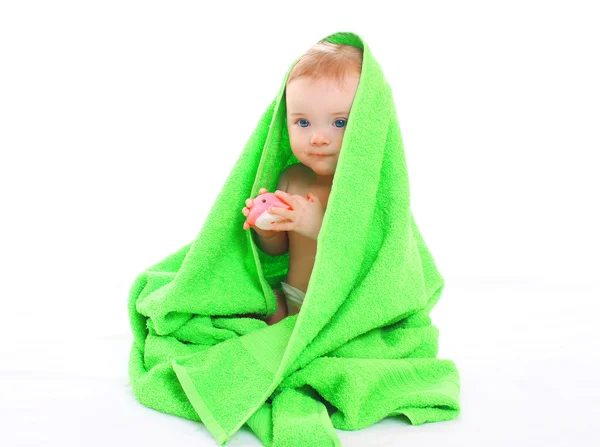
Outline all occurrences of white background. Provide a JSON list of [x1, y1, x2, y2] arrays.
[[1, 1, 598, 446]]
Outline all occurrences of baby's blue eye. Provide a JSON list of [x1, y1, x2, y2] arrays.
[[298, 119, 309, 128], [334, 119, 347, 128]]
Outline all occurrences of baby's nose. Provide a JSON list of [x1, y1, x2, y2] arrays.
[[311, 134, 329, 145]]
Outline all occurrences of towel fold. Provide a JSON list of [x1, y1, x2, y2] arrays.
[[128, 31, 460, 447]]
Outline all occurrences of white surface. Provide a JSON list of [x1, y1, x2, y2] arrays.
[[1, 1, 599, 446], [2, 279, 598, 446]]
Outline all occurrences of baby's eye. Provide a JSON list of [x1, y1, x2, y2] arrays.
[[334, 119, 347, 128], [297, 119, 310, 128]]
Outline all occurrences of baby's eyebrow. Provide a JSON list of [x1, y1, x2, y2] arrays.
[[289, 112, 348, 116]]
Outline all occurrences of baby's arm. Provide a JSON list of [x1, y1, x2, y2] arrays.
[[253, 226, 288, 256]]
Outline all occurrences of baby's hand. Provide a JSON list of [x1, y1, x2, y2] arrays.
[[242, 187, 278, 237], [268, 190, 325, 241]]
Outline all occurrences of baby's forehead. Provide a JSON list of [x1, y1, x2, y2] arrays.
[[285, 98, 354, 117]]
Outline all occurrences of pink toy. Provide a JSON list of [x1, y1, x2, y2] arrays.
[[246, 192, 293, 230]]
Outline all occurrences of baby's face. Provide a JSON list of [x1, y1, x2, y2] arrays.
[[285, 74, 359, 182]]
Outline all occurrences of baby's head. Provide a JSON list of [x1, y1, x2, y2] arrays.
[[285, 41, 363, 184]]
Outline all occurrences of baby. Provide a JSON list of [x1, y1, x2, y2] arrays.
[[242, 41, 362, 324]]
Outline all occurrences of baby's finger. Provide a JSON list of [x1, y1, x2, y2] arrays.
[[242, 207, 249, 216], [274, 190, 294, 203], [245, 198, 253, 208], [269, 206, 292, 220], [259, 187, 267, 194], [271, 220, 293, 232]]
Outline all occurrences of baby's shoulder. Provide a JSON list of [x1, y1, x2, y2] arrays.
[[281, 162, 310, 179], [279, 163, 311, 191]]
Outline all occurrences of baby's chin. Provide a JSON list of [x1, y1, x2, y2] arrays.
[[310, 161, 337, 176]]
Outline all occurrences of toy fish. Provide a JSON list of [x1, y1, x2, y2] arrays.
[[246, 192, 293, 230]]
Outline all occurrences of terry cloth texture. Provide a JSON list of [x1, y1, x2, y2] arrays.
[[128, 31, 461, 447]]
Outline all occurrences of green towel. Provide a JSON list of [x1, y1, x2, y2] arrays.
[[128, 31, 460, 446]]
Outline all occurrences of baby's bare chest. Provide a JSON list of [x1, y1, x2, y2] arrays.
[[286, 173, 331, 209]]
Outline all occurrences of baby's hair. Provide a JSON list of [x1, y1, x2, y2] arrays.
[[287, 41, 363, 88]]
